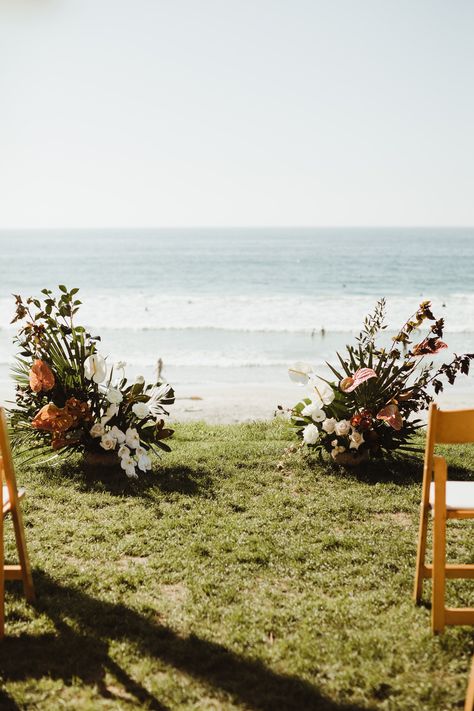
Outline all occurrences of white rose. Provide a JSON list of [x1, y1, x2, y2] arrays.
[[84, 353, 107, 384], [90, 422, 105, 438], [132, 402, 150, 419], [322, 417, 337, 434], [100, 432, 116, 451], [110, 425, 126, 444], [301, 403, 325, 423], [125, 427, 140, 449], [137, 453, 152, 472], [335, 420, 351, 436], [302, 423, 319, 445], [288, 362, 313, 385], [106, 387, 123, 405], [349, 431, 365, 450], [331, 445, 346, 460]]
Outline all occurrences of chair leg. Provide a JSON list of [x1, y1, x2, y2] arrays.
[[11, 508, 35, 603], [414, 504, 429, 603], [432, 477, 446, 634]]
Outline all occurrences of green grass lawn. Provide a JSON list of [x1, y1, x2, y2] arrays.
[[2, 421, 474, 710]]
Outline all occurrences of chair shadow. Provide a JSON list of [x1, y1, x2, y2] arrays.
[[34, 460, 214, 500], [1, 570, 367, 711]]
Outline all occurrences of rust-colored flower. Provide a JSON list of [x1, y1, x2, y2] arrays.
[[412, 338, 448, 356], [65, 397, 92, 425], [376, 403, 403, 431], [29, 359, 55, 393], [32, 403, 74, 433], [350, 410, 373, 431]]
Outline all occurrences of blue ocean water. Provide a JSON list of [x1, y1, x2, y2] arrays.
[[1, 228, 474, 398]]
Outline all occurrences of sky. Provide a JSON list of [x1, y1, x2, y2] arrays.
[[0, 0, 473, 228]]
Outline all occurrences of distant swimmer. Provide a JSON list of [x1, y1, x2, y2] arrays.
[[157, 358, 163, 379], [321, 327, 326, 337]]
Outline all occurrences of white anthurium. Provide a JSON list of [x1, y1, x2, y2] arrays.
[[101, 403, 118, 425], [302, 423, 320, 445], [322, 417, 337, 434], [90, 422, 105, 438], [132, 402, 150, 419], [334, 420, 351, 436], [106, 387, 123, 405], [100, 432, 116, 451], [301, 403, 326, 423], [84, 353, 107, 384], [308, 377, 335, 406], [349, 431, 364, 450], [125, 427, 140, 449], [288, 362, 313, 385], [109, 425, 126, 444]]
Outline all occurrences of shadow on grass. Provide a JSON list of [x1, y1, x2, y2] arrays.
[[34, 459, 214, 499], [2, 570, 366, 711], [329, 452, 474, 486]]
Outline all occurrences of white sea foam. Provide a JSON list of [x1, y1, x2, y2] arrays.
[[2, 292, 474, 334]]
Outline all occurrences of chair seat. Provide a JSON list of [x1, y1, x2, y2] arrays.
[[2, 486, 25, 516], [430, 481, 474, 511]]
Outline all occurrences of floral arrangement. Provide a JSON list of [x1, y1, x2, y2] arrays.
[[9, 286, 174, 478], [288, 300, 473, 465]]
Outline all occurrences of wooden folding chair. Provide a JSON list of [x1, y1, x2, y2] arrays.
[[414, 403, 474, 633], [0, 407, 35, 638], [465, 656, 474, 711]]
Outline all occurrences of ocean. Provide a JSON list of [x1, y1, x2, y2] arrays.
[[1, 228, 474, 410]]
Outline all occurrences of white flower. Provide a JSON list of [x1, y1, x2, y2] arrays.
[[301, 403, 325, 422], [110, 426, 126, 444], [84, 353, 107, 384], [118, 444, 130, 459], [322, 417, 337, 434], [349, 431, 365, 450], [106, 387, 123, 405], [90, 422, 105, 438], [100, 432, 116, 451], [302, 423, 319, 445], [132, 402, 150, 419], [101, 403, 118, 425], [137, 452, 152, 472], [125, 427, 140, 449], [309, 377, 335, 406], [120, 452, 138, 478], [135, 375, 145, 385], [288, 362, 313, 385], [334, 420, 351, 436], [331, 445, 346, 460]]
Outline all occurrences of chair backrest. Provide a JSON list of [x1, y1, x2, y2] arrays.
[[0, 408, 19, 503], [421, 403, 474, 502]]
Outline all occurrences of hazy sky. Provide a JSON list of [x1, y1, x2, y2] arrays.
[[1, 0, 473, 228]]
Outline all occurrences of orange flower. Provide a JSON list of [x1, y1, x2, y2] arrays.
[[29, 359, 55, 393], [32, 403, 74, 433]]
